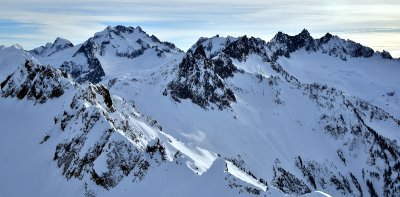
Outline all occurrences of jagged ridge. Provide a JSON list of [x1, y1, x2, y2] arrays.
[[1, 60, 72, 103]]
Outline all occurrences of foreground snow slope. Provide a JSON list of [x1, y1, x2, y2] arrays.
[[0, 61, 290, 197], [1, 26, 399, 197]]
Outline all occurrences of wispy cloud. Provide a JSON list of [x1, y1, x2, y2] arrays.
[[0, 0, 399, 57]]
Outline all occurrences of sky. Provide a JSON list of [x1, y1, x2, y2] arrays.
[[0, 0, 399, 57]]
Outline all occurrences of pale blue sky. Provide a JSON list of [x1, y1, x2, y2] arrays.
[[0, 0, 399, 57]]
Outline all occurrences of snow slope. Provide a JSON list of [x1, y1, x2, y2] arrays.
[[0, 60, 286, 197], [278, 50, 400, 119]]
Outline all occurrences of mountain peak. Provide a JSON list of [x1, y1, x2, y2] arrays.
[[10, 44, 24, 50], [54, 37, 73, 46], [268, 30, 314, 58], [91, 25, 180, 54], [113, 25, 139, 33], [319, 32, 333, 44], [377, 50, 393, 59], [297, 29, 313, 39], [30, 37, 73, 57], [96, 25, 145, 38], [267, 30, 389, 60], [272, 31, 287, 42], [299, 28, 311, 37]]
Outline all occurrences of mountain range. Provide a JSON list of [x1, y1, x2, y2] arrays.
[[1, 25, 399, 197]]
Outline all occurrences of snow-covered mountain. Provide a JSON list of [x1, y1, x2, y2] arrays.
[[0, 44, 37, 80], [31, 37, 74, 57], [1, 26, 399, 197], [28, 25, 183, 83]]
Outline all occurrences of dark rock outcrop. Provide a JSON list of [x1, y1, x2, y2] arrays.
[[72, 40, 105, 84], [168, 45, 237, 110], [1, 60, 71, 103], [223, 36, 269, 61], [268, 29, 378, 61]]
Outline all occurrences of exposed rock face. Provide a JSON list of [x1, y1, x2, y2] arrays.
[[1, 60, 72, 103], [59, 61, 84, 79], [377, 50, 393, 59], [272, 160, 312, 195], [267, 29, 376, 61], [70, 40, 106, 84], [267, 29, 315, 59], [52, 85, 165, 189], [315, 33, 375, 60], [168, 45, 237, 110], [223, 36, 269, 61], [167, 35, 272, 110]]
